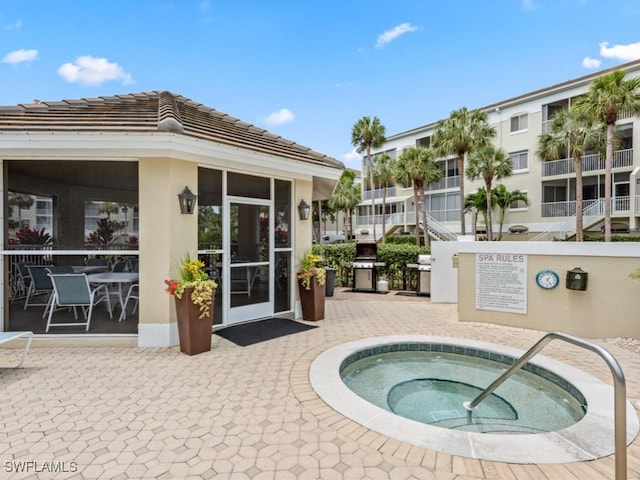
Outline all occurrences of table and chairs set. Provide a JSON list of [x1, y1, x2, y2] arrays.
[[16, 258, 139, 332]]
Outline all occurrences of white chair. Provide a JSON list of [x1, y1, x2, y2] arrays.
[[46, 274, 112, 332], [120, 283, 139, 322]]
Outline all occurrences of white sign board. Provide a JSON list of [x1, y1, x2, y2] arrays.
[[475, 253, 527, 314]]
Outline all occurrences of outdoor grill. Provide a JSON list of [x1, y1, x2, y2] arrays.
[[352, 241, 385, 292], [415, 254, 431, 296]]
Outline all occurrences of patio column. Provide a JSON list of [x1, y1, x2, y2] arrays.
[[294, 180, 313, 319], [137, 157, 198, 347]]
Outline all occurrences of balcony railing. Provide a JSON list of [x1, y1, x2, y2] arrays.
[[541, 149, 633, 177], [425, 175, 460, 191], [362, 186, 397, 201], [541, 197, 630, 218]]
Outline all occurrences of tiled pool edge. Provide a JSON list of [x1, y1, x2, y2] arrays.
[[302, 335, 640, 464]]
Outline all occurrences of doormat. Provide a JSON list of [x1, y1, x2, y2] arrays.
[[395, 291, 417, 297], [214, 318, 318, 347]]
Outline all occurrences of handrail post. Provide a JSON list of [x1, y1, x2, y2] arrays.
[[463, 332, 627, 480]]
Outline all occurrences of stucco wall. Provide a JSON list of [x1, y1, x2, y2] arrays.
[[456, 241, 640, 339]]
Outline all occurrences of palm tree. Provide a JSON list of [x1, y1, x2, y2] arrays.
[[328, 170, 361, 241], [575, 70, 640, 241], [492, 185, 529, 240], [392, 146, 442, 247], [432, 107, 496, 236], [464, 187, 494, 239], [373, 152, 394, 243], [351, 116, 386, 241], [465, 145, 512, 241], [537, 107, 604, 242]]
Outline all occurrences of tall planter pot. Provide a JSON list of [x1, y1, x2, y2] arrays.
[[174, 287, 214, 355], [298, 275, 325, 321]]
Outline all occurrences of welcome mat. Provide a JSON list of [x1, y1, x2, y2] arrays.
[[214, 318, 318, 347]]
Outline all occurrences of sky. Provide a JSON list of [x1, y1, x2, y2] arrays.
[[2, 0, 640, 171]]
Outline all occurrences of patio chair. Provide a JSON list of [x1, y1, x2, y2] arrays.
[[11, 262, 34, 299], [46, 274, 112, 332], [111, 261, 127, 273], [85, 258, 109, 268], [0, 331, 34, 368], [23, 265, 54, 311], [231, 257, 252, 296], [120, 283, 139, 322]]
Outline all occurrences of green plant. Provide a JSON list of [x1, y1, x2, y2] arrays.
[[164, 254, 217, 319], [297, 251, 326, 290]]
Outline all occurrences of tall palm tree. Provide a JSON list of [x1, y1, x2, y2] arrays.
[[575, 70, 640, 241], [432, 107, 496, 236], [373, 152, 394, 243], [492, 185, 529, 240], [351, 116, 386, 241], [465, 145, 512, 241], [392, 146, 442, 247], [328, 170, 361, 241], [537, 107, 604, 242]]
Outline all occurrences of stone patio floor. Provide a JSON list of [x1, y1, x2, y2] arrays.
[[1, 287, 640, 479]]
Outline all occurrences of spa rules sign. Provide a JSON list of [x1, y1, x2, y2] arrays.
[[475, 253, 527, 314]]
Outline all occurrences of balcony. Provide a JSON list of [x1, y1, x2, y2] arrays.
[[541, 149, 633, 177], [425, 175, 460, 191], [362, 186, 397, 201], [541, 197, 630, 218]]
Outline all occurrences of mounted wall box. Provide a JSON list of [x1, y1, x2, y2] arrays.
[[566, 267, 588, 291]]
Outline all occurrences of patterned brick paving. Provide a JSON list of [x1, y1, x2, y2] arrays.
[[0, 288, 639, 479]]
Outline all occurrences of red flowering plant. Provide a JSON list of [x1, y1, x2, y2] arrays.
[[164, 254, 217, 319], [297, 251, 326, 290]]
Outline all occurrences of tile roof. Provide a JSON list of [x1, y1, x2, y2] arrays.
[[0, 91, 344, 170]]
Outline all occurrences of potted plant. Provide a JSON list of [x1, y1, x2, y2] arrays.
[[297, 252, 326, 321], [165, 254, 217, 355]]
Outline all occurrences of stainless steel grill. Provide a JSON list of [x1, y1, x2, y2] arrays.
[[416, 254, 431, 295], [352, 241, 384, 292]]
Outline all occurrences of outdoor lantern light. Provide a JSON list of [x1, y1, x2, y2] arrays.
[[297, 199, 311, 221], [178, 186, 198, 214]]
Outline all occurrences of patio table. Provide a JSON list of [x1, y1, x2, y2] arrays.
[[87, 272, 139, 321]]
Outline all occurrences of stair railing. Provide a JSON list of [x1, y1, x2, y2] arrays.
[[462, 331, 627, 480]]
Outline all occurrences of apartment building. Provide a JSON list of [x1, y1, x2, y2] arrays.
[[357, 59, 640, 241]]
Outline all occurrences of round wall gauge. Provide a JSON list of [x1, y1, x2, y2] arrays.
[[535, 270, 559, 289]]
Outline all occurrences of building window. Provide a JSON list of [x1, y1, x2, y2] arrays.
[[416, 136, 431, 148], [509, 192, 529, 211], [509, 150, 529, 173], [510, 113, 528, 133]]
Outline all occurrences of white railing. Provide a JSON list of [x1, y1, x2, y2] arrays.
[[356, 210, 458, 240], [531, 198, 629, 241], [541, 197, 629, 218], [362, 186, 397, 201], [541, 149, 634, 177], [425, 175, 460, 191]]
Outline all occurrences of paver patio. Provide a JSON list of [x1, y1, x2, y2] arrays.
[[1, 288, 639, 479]]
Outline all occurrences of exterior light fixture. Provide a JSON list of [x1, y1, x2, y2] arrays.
[[178, 186, 197, 214], [297, 199, 311, 221]]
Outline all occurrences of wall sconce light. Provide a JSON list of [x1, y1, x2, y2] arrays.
[[178, 186, 198, 214], [297, 199, 311, 221]]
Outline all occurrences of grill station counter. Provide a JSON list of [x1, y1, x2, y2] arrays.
[[406, 254, 431, 296], [351, 241, 385, 292]]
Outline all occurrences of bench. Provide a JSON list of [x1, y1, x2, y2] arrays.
[[0, 331, 34, 368]]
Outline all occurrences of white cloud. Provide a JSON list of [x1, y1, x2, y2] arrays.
[[599, 41, 640, 62], [375, 23, 418, 49], [57, 55, 133, 86], [264, 108, 294, 126], [520, 0, 538, 11], [582, 56, 602, 69], [342, 149, 362, 170], [5, 20, 22, 31], [335, 81, 353, 88], [2, 48, 38, 64]]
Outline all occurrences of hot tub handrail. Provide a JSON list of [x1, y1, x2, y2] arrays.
[[463, 331, 627, 480]]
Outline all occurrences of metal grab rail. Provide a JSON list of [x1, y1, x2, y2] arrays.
[[462, 332, 628, 480]]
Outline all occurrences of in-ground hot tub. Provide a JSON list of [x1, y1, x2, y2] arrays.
[[309, 336, 639, 463]]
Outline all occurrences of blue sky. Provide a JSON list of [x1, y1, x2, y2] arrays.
[[2, 1, 640, 170]]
